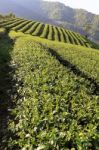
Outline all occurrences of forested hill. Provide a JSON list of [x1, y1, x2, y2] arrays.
[[0, 0, 99, 43]]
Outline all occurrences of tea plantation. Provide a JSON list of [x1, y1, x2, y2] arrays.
[[0, 17, 98, 48], [0, 17, 99, 150]]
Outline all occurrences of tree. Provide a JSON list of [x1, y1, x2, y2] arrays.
[[6, 13, 16, 18], [83, 24, 92, 38]]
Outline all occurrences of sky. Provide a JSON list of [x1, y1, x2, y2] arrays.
[[44, 0, 99, 15]]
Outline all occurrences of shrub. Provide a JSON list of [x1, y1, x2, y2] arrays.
[[0, 28, 6, 37]]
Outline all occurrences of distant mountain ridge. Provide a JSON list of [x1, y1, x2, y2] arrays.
[[0, 0, 99, 43]]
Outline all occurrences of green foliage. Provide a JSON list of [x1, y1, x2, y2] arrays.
[[47, 25, 54, 40], [18, 21, 35, 33], [66, 30, 76, 45], [5, 19, 25, 29], [25, 22, 40, 34], [6, 32, 98, 149], [57, 27, 65, 42], [61, 28, 70, 43], [0, 28, 6, 36], [0, 17, 98, 49], [53, 26, 60, 41], [12, 20, 30, 31], [0, 24, 98, 150], [40, 24, 49, 38], [0, 18, 17, 27], [32, 23, 44, 36], [27, 33, 99, 83]]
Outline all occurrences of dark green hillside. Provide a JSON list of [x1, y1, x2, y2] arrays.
[[0, 17, 98, 49]]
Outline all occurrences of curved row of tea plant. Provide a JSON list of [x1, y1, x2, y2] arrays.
[[7, 31, 99, 149], [12, 20, 31, 31], [18, 21, 34, 33], [57, 27, 65, 42], [31, 35, 99, 84], [40, 24, 49, 38], [25, 22, 40, 34], [47, 25, 54, 40], [5, 19, 26, 29], [53, 26, 60, 41], [0, 17, 96, 48], [0, 18, 21, 28], [32, 23, 45, 36], [48, 45, 99, 83]]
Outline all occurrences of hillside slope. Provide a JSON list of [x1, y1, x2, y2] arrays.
[[0, 17, 98, 49], [0, 0, 99, 43], [0, 28, 99, 149]]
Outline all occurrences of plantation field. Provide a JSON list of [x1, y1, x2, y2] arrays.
[[0, 17, 98, 48], [0, 29, 99, 149], [29, 35, 99, 84]]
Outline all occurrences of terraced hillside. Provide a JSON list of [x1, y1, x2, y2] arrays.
[[0, 14, 99, 149], [0, 17, 96, 48]]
